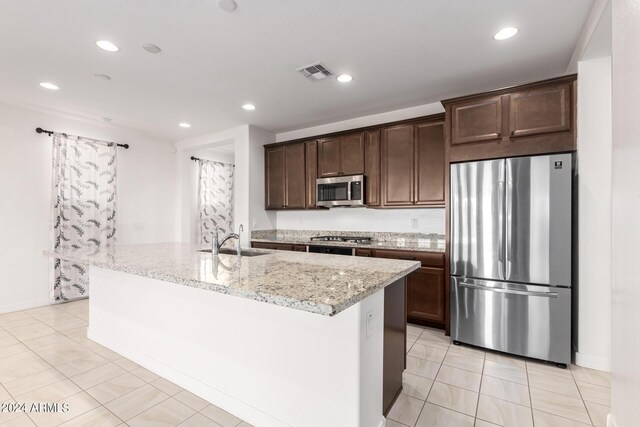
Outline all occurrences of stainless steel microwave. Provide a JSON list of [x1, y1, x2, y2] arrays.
[[316, 175, 365, 207]]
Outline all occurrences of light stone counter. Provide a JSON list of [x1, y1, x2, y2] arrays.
[[251, 229, 446, 253], [52, 242, 420, 316]]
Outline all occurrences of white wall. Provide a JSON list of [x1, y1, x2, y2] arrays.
[[275, 101, 446, 234], [611, 1, 640, 425], [576, 56, 612, 371], [0, 102, 175, 313]]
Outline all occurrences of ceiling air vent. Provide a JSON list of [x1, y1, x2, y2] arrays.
[[296, 63, 333, 82]]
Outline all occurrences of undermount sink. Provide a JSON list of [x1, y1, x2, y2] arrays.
[[198, 248, 268, 257]]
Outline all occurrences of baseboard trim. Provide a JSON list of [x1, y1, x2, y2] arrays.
[[0, 298, 50, 315], [575, 351, 611, 372], [87, 328, 289, 427]]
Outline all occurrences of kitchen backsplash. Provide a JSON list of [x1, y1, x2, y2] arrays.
[[274, 207, 445, 234]]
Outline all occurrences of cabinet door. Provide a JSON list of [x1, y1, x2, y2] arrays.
[[340, 132, 365, 175], [451, 96, 503, 145], [415, 121, 445, 205], [382, 124, 415, 206], [305, 141, 318, 208], [293, 245, 307, 252], [509, 83, 571, 138], [317, 137, 341, 177], [407, 267, 445, 323], [364, 130, 381, 207], [284, 143, 306, 209], [265, 146, 286, 209]]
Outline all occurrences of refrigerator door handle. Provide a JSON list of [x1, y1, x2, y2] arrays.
[[505, 169, 513, 280], [458, 282, 559, 298], [497, 180, 505, 280]]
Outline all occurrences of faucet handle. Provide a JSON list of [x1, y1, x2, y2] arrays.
[[236, 224, 243, 253]]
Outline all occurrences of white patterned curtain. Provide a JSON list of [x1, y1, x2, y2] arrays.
[[197, 159, 234, 244], [51, 133, 117, 302]]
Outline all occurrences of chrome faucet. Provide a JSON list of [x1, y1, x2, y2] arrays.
[[212, 224, 243, 255]]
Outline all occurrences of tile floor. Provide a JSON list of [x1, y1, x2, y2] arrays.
[[0, 300, 612, 427], [388, 324, 611, 427], [0, 300, 252, 426]]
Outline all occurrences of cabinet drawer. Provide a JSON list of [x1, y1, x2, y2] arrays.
[[374, 249, 444, 268], [251, 242, 294, 251], [293, 245, 307, 252], [355, 248, 373, 257]]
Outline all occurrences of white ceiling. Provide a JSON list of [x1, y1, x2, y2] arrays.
[[0, 0, 594, 140]]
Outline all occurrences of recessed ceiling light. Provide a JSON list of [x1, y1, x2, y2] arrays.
[[494, 27, 518, 41], [94, 74, 111, 81], [96, 40, 120, 52], [336, 74, 353, 83], [218, 0, 238, 12], [242, 103, 256, 111], [143, 44, 162, 54], [179, 122, 191, 128], [39, 82, 59, 90]]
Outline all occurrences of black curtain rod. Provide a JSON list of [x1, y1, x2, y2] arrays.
[[36, 127, 130, 149], [190, 156, 235, 167]]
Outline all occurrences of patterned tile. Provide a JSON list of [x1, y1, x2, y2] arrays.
[[435, 364, 482, 392], [426, 381, 478, 416], [476, 394, 533, 427], [402, 372, 434, 400], [415, 402, 475, 427], [387, 394, 425, 426]]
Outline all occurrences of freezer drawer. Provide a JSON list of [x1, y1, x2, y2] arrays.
[[451, 276, 571, 364]]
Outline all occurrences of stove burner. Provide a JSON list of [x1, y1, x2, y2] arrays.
[[310, 235, 372, 244]]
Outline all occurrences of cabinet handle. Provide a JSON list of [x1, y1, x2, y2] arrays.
[[497, 132, 502, 138], [510, 130, 516, 136], [399, 256, 416, 260]]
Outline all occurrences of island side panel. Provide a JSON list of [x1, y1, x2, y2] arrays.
[[383, 277, 407, 415], [88, 267, 385, 427]]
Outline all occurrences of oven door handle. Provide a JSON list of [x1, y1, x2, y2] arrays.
[[458, 282, 558, 298]]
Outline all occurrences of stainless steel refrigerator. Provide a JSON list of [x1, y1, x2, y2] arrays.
[[450, 153, 573, 366]]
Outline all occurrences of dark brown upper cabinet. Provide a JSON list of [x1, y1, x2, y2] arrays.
[[364, 130, 381, 207], [265, 146, 285, 209], [285, 143, 306, 209], [305, 141, 318, 208], [415, 121, 445, 205], [265, 142, 307, 210], [443, 74, 577, 162], [450, 96, 503, 145], [381, 124, 415, 206], [509, 83, 571, 138], [381, 118, 446, 207], [317, 132, 365, 177]]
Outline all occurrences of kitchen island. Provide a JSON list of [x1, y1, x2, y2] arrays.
[[52, 243, 420, 427]]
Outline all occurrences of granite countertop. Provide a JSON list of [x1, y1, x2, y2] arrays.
[[250, 237, 446, 253], [51, 243, 420, 317]]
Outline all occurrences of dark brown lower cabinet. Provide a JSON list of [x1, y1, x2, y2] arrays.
[[293, 244, 307, 252], [251, 242, 294, 251], [407, 267, 445, 324], [373, 249, 446, 329]]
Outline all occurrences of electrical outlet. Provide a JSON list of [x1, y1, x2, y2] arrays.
[[366, 310, 373, 340], [411, 218, 418, 229]]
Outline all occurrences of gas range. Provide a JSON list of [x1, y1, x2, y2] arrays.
[[309, 235, 372, 245]]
